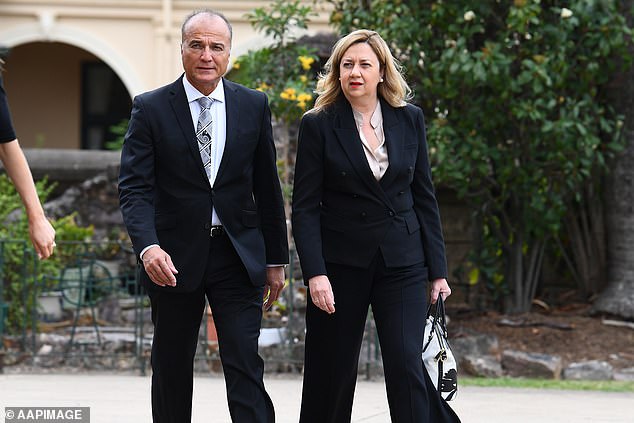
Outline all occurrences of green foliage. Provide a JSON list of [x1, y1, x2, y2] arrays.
[[462, 377, 634, 392], [230, 0, 321, 214], [0, 175, 94, 335], [329, 0, 633, 311], [247, 0, 313, 42], [230, 0, 319, 124], [105, 118, 128, 151]]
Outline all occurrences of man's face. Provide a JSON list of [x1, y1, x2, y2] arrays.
[[181, 14, 231, 95]]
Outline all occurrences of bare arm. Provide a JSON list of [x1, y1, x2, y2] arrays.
[[0, 139, 55, 259]]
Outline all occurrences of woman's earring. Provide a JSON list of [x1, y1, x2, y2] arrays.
[[380, 77, 384, 82]]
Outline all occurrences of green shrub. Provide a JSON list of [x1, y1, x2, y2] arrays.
[[230, 0, 319, 125], [328, 0, 633, 311], [0, 175, 93, 335]]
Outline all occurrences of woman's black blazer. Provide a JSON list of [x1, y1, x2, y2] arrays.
[[292, 97, 448, 282]]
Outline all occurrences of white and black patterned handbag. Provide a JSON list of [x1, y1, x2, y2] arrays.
[[422, 295, 458, 401]]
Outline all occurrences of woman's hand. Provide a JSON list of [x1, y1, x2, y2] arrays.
[[28, 214, 56, 260], [430, 278, 452, 304], [308, 275, 336, 314]]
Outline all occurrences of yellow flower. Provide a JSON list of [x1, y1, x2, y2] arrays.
[[256, 82, 271, 92], [299, 56, 315, 71], [300, 75, 308, 83], [297, 93, 312, 103], [296, 92, 313, 110], [232, 61, 240, 70], [280, 87, 297, 100]]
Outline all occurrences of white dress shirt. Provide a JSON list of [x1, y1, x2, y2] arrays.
[[183, 76, 227, 225]]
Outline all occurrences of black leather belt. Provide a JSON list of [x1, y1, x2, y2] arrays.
[[210, 225, 224, 238]]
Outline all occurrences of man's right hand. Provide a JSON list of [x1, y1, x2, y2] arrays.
[[141, 246, 178, 287]]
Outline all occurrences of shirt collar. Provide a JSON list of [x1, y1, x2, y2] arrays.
[[352, 100, 382, 130], [182, 76, 225, 104]]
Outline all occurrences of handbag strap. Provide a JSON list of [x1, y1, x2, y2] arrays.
[[423, 295, 448, 351], [426, 296, 448, 334], [437, 296, 447, 329]]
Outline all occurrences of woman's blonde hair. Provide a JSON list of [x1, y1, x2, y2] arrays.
[[312, 29, 412, 113]]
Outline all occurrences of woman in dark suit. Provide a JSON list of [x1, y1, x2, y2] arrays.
[[292, 30, 460, 422]]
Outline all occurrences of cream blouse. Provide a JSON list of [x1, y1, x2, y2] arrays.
[[352, 102, 389, 180]]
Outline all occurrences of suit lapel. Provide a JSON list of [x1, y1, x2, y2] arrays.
[[379, 99, 403, 189], [332, 99, 390, 203], [168, 76, 209, 184]]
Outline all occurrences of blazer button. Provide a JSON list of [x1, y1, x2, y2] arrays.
[[352, 194, 359, 198], [204, 223, 211, 230], [361, 212, 367, 218], [388, 211, 395, 217], [341, 171, 347, 177], [210, 189, 215, 196]]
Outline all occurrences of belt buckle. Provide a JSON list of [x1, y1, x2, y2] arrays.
[[210, 226, 223, 238]]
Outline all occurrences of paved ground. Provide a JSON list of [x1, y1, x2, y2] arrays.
[[0, 373, 632, 422]]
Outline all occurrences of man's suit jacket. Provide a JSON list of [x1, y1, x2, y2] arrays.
[[291, 97, 447, 282], [119, 76, 288, 292]]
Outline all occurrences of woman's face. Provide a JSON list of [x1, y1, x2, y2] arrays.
[[339, 42, 383, 104]]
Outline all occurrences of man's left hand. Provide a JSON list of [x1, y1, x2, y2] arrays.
[[263, 266, 286, 310]]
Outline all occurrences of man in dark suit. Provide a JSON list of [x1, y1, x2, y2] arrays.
[[118, 10, 288, 423]]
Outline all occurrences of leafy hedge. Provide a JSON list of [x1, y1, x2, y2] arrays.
[[327, 0, 633, 311]]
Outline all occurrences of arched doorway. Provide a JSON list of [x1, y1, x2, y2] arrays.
[[2, 42, 131, 150]]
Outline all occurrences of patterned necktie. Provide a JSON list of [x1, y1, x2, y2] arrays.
[[196, 97, 214, 179]]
